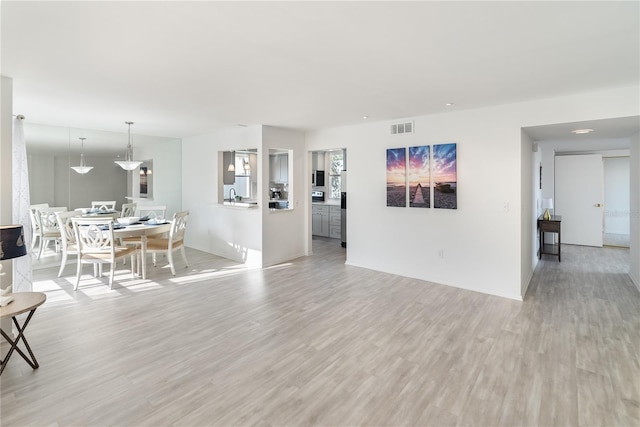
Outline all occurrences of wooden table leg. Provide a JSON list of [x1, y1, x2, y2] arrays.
[[141, 235, 148, 279], [558, 228, 561, 262]]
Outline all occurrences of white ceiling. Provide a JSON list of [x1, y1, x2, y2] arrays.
[[523, 115, 640, 154], [2, 1, 639, 140]]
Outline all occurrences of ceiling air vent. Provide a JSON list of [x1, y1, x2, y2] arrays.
[[391, 121, 414, 135]]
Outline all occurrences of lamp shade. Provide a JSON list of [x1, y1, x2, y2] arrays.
[[115, 159, 143, 171], [71, 137, 94, 174], [115, 121, 143, 171], [71, 165, 93, 174], [542, 198, 554, 210], [0, 225, 27, 260]]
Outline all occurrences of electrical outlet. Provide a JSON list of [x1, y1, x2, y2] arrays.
[[503, 202, 509, 213]]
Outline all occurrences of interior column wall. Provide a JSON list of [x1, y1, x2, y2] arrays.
[[521, 130, 538, 297], [1, 76, 13, 224], [182, 125, 264, 266], [261, 126, 308, 267], [1, 76, 14, 335], [630, 132, 640, 290]]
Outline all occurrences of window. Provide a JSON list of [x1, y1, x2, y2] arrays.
[[329, 150, 343, 199], [220, 149, 258, 202]]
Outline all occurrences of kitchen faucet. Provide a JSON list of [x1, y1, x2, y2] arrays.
[[228, 188, 237, 203]]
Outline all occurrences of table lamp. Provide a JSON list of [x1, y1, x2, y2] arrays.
[[1, 225, 27, 306], [542, 198, 553, 221]]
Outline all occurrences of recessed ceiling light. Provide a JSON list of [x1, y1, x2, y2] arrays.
[[362, 116, 369, 119], [445, 103, 454, 107], [571, 128, 594, 134]]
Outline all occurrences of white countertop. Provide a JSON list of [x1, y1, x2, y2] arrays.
[[221, 201, 259, 209]]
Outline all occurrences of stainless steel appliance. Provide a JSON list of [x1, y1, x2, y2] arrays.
[[269, 201, 289, 209], [341, 171, 347, 248], [311, 190, 325, 202], [312, 170, 325, 187], [270, 188, 282, 199], [340, 192, 346, 248]]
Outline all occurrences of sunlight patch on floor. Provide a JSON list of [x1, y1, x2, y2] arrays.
[[169, 267, 250, 285]]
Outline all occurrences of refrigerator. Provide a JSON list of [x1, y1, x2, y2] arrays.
[[340, 171, 347, 248]]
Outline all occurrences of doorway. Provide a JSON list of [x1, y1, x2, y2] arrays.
[[523, 116, 638, 275], [310, 148, 347, 259]]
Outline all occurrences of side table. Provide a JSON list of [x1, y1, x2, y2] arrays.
[[538, 215, 562, 262], [1, 292, 46, 375]]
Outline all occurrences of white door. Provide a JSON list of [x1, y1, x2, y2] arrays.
[[555, 154, 604, 247]]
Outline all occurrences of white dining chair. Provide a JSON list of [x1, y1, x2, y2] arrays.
[[120, 203, 137, 218], [91, 200, 117, 211], [123, 205, 168, 250], [117, 202, 137, 265], [55, 210, 82, 277], [29, 203, 49, 252], [71, 218, 138, 290], [146, 210, 189, 276], [36, 206, 67, 259], [137, 205, 167, 221]]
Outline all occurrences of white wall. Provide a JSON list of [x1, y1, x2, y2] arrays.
[[182, 125, 264, 266], [261, 126, 308, 267], [308, 110, 523, 300], [604, 157, 630, 235], [134, 136, 183, 217], [630, 132, 640, 290], [307, 85, 639, 300], [540, 147, 556, 204], [539, 144, 557, 244]]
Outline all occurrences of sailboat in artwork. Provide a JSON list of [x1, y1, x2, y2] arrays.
[[412, 183, 425, 204]]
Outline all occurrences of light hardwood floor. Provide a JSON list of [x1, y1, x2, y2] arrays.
[[1, 239, 638, 426]]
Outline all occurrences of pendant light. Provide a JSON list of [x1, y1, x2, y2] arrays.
[[70, 137, 94, 174], [114, 121, 143, 171]]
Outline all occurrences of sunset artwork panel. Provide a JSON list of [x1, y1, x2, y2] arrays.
[[433, 143, 457, 209], [409, 145, 430, 208], [386, 147, 406, 207]]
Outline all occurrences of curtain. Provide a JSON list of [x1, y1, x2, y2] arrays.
[[12, 116, 32, 292]]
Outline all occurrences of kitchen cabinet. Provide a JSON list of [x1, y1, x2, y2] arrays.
[[312, 204, 341, 239], [312, 151, 326, 171], [329, 205, 341, 239], [223, 151, 235, 184], [312, 204, 329, 237], [269, 154, 289, 183]]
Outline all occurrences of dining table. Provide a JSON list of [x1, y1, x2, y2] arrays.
[[77, 208, 121, 220], [113, 222, 171, 279]]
